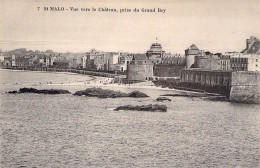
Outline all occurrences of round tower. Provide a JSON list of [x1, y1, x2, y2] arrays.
[[185, 44, 200, 68]]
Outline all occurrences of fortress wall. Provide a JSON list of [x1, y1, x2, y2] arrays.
[[180, 69, 232, 96], [127, 64, 153, 81], [230, 71, 260, 103], [154, 66, 182, 77]]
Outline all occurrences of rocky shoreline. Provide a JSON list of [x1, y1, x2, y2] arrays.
[[7, 87, 149, 98], [7, 87, 227, 102], [73, 88, 149, 98], [8, 88, 71, 94], [114, 104, 167, 112]]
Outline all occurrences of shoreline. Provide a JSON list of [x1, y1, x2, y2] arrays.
[[1, 67, 123, 78], [2, 68, 225, 100]]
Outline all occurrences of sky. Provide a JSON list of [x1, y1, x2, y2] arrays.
[[0, 0, 260, 54]]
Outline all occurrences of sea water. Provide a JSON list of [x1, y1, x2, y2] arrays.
[[0, 70, 259, 167]]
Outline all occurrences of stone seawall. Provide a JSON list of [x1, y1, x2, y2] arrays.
[[178, 69, 260, 103], [230, 72, 260, 103], [180, 69, 232, 97]]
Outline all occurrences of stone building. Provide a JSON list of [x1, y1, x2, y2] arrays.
[[86, 49, 102, 70], [3, 57, 12, 67], [154, 55, 186, 77], [226, 36, 260, 72], [45, 56, 53, 67], [127, 55, 153, 81], [86, 49, 99, 60], [114, 53, 133, 72], [185, 44, 204, 68], [230, 54, 260, 72], [72, 58, 78, 68], [85, 49, 111, 71], [11, 55, 16, 67], [146, 42, 165, 64], [81, 56, 87, 69], [242, 36, 260, 54], [194, 54, 231, 71], [108, 52, 119, 71], [15, 56, 33, 67]]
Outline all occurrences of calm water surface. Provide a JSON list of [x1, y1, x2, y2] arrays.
[[0, 70, 259, 168]]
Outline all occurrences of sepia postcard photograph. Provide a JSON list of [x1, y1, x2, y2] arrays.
[[0, 0, 260, 167]]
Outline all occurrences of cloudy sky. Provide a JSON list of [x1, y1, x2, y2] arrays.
[[1, 0, 260, 54]]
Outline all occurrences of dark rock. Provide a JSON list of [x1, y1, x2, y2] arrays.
[[18, 88, 70, 94], [8, 91, 18, 94], [19, 88, 38, 93], [127, 91, 149, 97], [156, 97, 171, 101], [74, 88, 127, 98], [74, 88, 149, 98], [114, 104, 167, 112], [36, 89, 70, 94]]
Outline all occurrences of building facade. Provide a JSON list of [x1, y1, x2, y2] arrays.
[[154, 55, 186, 77], [230, 54, 260, 71], [146, 42, 165, 64], [127, 55, 153, 81], [194, 54, 231, 71], [81, 56, 87, 68]]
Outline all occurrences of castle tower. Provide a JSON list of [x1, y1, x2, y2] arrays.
[[185, 44, 202, 68], [242, 36, 260, 54], [246, 36, 259, 49]]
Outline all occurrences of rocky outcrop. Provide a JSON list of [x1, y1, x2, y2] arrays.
[[8, 91, 18, 94], [156, 97, 171, 101], [74, 88, 148, 98], [8, 88, 70, 94], [127, 91, 149, 98], [74, 88, 126, 98], [114, 104, 167, 112]]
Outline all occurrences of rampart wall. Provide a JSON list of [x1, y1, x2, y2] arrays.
[[230, 71, 260, 103]]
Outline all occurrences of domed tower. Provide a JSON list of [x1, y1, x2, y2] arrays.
[[146, 39, 165, 64], [147, 43, 165, 58]]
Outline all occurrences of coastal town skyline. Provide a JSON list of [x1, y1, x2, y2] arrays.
[[1, 0, 260, 54], [1, 35, 259, 54]]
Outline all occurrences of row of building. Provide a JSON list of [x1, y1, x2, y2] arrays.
[[1, 36, 259, 83], [72, 42, 185, 75], [0, 49, 68, 69], [185, 37, 260, 72], [127, 36, 260, 81]]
